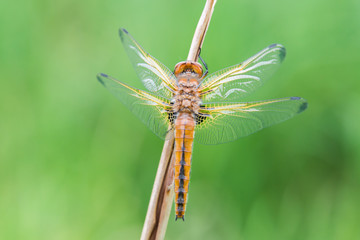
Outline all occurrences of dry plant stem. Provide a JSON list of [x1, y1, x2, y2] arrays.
[[187, 0, 217, 62], [140, 131, 174, 240], [141, 1, 217, 239]]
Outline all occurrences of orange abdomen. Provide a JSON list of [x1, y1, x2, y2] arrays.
[[174, 112, 195, 220]]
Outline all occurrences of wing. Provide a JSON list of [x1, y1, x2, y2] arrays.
[[199, 44, 286, 103], [119, 28, 177, 99], [195, 97, 307, 145], [97, 73, 173, 139]]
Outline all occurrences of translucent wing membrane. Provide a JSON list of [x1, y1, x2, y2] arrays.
[[119, 29, 177, 99], [97, 73, 173, 139], [195, 97, 307, 145], [199, 44, 286, 103]]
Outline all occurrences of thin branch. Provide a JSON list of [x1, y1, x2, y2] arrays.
[[141, 1, 217, 239], [140, 131, 174, 240], [187, 0, 217, 62]]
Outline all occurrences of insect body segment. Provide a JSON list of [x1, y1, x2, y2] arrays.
[[174, 112, 195, 220]]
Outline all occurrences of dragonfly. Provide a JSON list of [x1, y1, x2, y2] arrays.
[[98, 28, 307, 221]]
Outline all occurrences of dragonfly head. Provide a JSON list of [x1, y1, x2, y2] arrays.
[[174, 61, 203, 79]]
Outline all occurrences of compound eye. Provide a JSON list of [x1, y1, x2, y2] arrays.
[[174, 61, 203, 77]]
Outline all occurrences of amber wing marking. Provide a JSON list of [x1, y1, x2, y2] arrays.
[[195, 97, 308, 145], [97, 73, 173, 139], [119, 29, 177, 99], [199, 44, 286, 103]]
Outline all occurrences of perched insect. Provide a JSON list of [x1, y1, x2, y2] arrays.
[[98, 28, 307, 221]]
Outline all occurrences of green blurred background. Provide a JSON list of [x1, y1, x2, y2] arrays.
[[1, 0, 360, 239]]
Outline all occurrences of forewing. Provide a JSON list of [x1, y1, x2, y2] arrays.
[[195, 97, 307, 145], [97, 73, 173, 139], [199, 44, 286, 103], [119, 29, 177, 99]]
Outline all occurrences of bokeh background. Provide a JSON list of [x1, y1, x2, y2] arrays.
[[1, 0, 360, 239]]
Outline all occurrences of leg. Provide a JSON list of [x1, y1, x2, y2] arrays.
[[198, 48, 208, 78]]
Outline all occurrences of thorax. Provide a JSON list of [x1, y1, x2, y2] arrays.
[[173, 73, 201, 114]]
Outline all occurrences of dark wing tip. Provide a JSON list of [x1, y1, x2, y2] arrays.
[[268, 43, 286, 61], [298, 101, 308, 113], [119, 28, 127, 40], [97, 73, 108, 85], [119, 28, 128, 34], [290, 97, 308, 113], [269, 43, 278, 49]]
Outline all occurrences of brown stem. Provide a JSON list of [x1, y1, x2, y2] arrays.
[[140, 131, 174, 240], [140, 1, 217, 239], [187, 0, 217, 62]]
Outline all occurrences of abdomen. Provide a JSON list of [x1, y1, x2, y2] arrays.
[[174, 111, 195, 220]]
